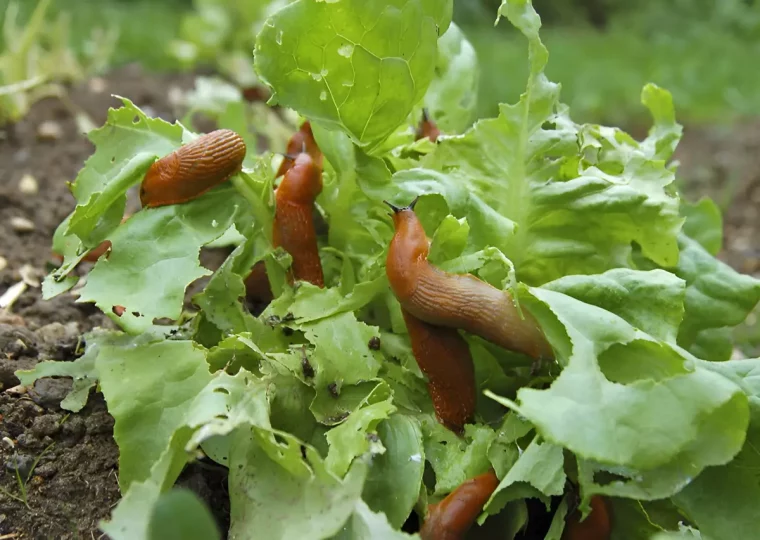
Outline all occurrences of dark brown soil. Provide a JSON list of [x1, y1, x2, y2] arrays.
[[0, 62, 758, 539]]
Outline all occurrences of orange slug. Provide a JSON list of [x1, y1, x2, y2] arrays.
[[415, 109, 441, 142], [272, 152, 325, 287], [139, 129, 246, 208], [420, 469, 500, 540], [562, 495, 612, 540], [402, 308, 476, 433], [275, 121, 323, 178], [385, 199, 553, 360]]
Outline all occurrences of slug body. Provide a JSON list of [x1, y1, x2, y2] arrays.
[[386, 204, 552, 360], [276, 121, 323, 178], [140, 129, 246, 208], [420, 469, 499, 540], [416, 109, 441, 142], [402, 308, 476, 433], [272, 152, 325, 287], [562, 495, 612, 540]]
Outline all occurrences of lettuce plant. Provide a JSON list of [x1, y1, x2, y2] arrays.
[[18, 1, 760, 539]]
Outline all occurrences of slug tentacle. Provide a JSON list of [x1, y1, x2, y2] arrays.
[[276, 121, 323, 178], [386, 204, 552, 360], [420, 469, 499, 540]]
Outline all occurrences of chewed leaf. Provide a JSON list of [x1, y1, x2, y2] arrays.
[[481, 436, 565, 520], [228, 427, 368, 539], [423, 22, 479, 134], [362, 414, 425, 529], [254, 0, 453, 150], [76, 187, 249, 334], [508, 286, 748, 483]]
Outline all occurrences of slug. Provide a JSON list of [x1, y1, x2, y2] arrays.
[[402, 308, 476, 433], [272, 152, 325, 287], [562, 495, 612, 540], [275, 121, 323, 178], [245, 124, 326, 302], [420, 469, 500, 540], [415, 108, 441, 142], [139, 129, 246, 208], [385, 199, 553, 360]]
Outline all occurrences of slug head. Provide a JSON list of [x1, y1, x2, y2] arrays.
[[139, 153, 181, 208], [276, 152, 323, 203], [384, 198, 430, 300]]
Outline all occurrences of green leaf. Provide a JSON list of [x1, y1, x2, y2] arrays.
[[423, 420, 495, 495], [680, 197, 723, 256], [147, 488, 221, 540], [481, 436, 565, 521], [254, 0, 453, 150], [673, 235, 760, 360], [672, 430, 760, 540], [325, 390, 396, 477], [406, 2, 684, 285], [76, 187, 249, 334], [542, 269, 686, 344], [16, 333, 99, 412], [62, 97, 185, 246], [228, 427, 369, 539], [423, 22, 479, 134], [332, 499, 419, 540], [101, 366, 270, 538], [362, 415, 425, 529], [504, 286, 748, 477], [300, 312, 384, 405]]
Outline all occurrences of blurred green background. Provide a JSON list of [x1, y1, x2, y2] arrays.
[[2, 0, 759, 127]]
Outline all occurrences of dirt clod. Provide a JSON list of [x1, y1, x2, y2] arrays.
[[29, 378, 73, 410]]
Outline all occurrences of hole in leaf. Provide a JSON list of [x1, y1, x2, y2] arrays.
[[213, 387, 230, 395], [133, 115, 140, 124]]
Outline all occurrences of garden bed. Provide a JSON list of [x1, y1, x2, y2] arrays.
[[0, 63, 758, 539]]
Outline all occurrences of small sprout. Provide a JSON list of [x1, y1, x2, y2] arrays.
[[368, 336, 381, 350]]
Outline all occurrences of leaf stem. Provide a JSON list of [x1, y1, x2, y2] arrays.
[[230, 172, 272, 244]]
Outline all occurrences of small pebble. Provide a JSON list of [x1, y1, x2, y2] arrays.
[[37, 120, 63, 141], [29, 378, 72, 409], [5, 385, 27, 395], [31, 414, 62, 437], [10, 216, 35, 232], [4, 453, 34, 479], [19, 264, 40, 287], [88, 77, 107, 93], [0, 256, 6, 271], [34, 461, 57, 478], [37, 322, 79, 345], [18, 173, 39, 194]]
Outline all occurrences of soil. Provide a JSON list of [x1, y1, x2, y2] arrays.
[[0, 63, 758, 539]]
